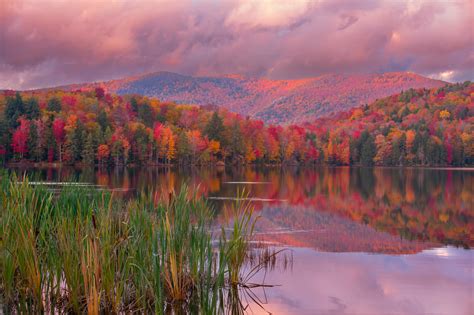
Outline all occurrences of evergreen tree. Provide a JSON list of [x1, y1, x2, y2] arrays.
[[353, 130, 371, 164], [398, 134, 407, 166], [5, 92, 24, 129], [130, 97, 139, 114], [426, 138, 446, 165], [412, 131, 428, 165], [27, 122, 39, 161], [44, 121, 55, 162], [349, 138, 358, 164], [47, 97, 62, 112], [451, 135, 465, 166], [204, 112, 224, 143], [391, 139, 401, 166], [82, 133, 95, 164], [229, 121, 244, 160], [138, 102, 154, 127], [360, 135, 376, 166], [72, 121, 85, 161], [0, 118, 10, 162], [104, 127, 113, 143], [111, 140, 123, 165], [24, 97, 40, 120], [134, 126, 150, 164], [177, 131, 191, 163], [97, 109, 109, 132]]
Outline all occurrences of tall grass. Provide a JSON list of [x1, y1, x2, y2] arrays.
[[0, 174, 279, 314], [221, 190, 259, 286]]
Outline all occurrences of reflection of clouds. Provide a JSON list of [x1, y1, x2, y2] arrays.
[[250, 247, 473, 315], [429, 247, 451, 257]]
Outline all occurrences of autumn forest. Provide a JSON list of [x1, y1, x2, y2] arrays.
[[1, 82, 472, 167]]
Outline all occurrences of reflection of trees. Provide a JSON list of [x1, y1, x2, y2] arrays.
[[13, 166, 473, 248], [254, 205, 435, 254]]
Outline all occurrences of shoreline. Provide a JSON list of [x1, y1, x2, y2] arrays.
[[3, 161, 474, 171]]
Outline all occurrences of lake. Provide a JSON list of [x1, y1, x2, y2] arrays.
[[8, 166, 474, 314]]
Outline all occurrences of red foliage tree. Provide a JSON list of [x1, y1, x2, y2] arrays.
[[12, 118, 30, 159]]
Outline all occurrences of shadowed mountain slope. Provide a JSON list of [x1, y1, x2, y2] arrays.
[[57, 71, 445, 124]]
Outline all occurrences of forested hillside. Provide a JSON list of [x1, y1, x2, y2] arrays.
[[56, 71, 445, 124], [309, 81, 473, 166], [0, 82, 472, 166]]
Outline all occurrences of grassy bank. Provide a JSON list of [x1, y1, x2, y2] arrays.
[[0, 173, 276, 314]]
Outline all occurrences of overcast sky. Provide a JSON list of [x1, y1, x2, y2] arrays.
[[0, 0, 472, 90]]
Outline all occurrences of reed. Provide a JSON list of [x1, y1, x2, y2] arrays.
[[0, 174, 280, 314], [222, 190, 259, 286]]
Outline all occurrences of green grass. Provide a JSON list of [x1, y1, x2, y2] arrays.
[[0, 173, 279, 314]]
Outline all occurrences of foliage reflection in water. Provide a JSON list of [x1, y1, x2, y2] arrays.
[[8, 166, 473, 248]]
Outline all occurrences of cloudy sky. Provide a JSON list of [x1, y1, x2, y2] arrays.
[[0, 0, 472, 89]]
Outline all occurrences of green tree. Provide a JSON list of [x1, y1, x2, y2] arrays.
[[228, 121, 244, 161], [72, 121, 85, 161], [134, 126, 151, 164], [130, 97, 139, 113], [426, 138, 446, 165], [352, 130, 371, 164], [177, 131, 191, 163], [82, 133, 96, 164], [5, 92, 24, 129], [100, 126, 113, 144], [27, 122, 39, 161], [399, 134, 407, 165], [412, 131, 428, 165], [43, 121, 55, 162], [451, 135, 465, 166], [360, 135, 376, 166], [349, 138, 357, 164], [47, 97, 62, 112], [0, 118, 10, 163], [24, 97, 40, 120], [204, 111, 224, 143], [391, 140, 401, 166], [111, 140, 123, 165], [138, 102, 154, 127], [97, 109, 109, 132]]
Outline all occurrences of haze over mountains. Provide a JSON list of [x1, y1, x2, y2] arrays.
[[58, 71, 445, 124]]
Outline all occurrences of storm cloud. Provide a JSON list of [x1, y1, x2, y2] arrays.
[[0, 0, 472, 89]]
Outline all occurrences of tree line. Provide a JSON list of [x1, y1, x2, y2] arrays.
[[0, 82, 472, 167]]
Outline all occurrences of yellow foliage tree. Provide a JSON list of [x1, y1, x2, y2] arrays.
[[245, 143, 256, 163], [208, 140, 220, 155], [166, 129, 176, 162], [439, 110, 450, 120]]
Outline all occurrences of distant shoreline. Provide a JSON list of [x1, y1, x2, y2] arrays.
[[3, 162, 473, 171]]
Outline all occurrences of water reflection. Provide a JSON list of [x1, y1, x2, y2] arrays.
[[10, 166, 473, 249], [248, 246, 473, 315], [6, 166, 473, 314]]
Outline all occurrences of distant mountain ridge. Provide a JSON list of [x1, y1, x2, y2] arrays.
[[57, 71, 446, 124]]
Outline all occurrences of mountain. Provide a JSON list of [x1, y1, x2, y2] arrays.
[[58, 71, 446, 124]]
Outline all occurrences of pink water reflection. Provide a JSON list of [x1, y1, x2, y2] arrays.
[[250, 247, 473, 315]]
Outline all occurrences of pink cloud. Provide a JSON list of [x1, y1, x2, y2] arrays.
[[0, 0, 472, 89]]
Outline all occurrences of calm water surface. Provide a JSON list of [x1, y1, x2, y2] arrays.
[[9, 166, 474, 315]]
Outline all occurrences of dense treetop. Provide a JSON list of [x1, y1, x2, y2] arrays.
[[0, 81, 472, 166], [306, 81, 473, 166]]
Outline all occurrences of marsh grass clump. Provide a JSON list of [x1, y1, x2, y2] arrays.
[[0, 175, 282, 314]]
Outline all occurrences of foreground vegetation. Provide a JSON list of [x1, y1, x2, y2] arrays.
[[0, 82, 472, 167], [0, 173, 276, 314]]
